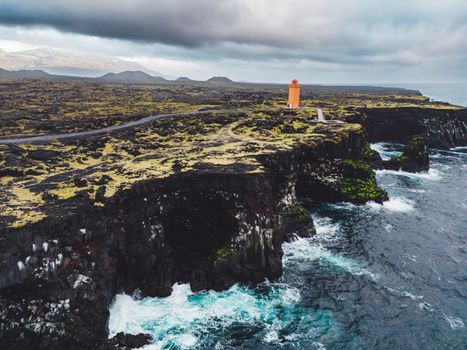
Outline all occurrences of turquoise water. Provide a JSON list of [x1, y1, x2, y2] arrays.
[[108, 145, 467, 349]]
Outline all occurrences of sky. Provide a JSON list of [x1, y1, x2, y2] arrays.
[[0, 0, 466, 83]]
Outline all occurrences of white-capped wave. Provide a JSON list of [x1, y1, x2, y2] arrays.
[[417, 301, 434, 312], [370, 143, 402, 160], [401, 291, 424, 300], [312, 215, 341, 241], [376, 168, 442, 181], [367, 197, 415, 212], [443, 314, 465, 329], [407, 189, 426, 193], [283, 238, 378, 280]]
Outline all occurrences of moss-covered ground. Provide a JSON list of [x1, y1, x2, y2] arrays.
[[0, 80, 460, 137], [0, 106, 362, 228], [1, 80, 453, 228]]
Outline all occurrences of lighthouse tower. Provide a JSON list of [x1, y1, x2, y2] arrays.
[[287, 79, 301, 108]]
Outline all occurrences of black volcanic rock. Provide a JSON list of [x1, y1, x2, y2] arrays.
[[28, 149, 61, 162], [0, 121, 385, 349], [384, 135, 429, 172], [348, 107, 467, 149], [103, 332, 151, 349]]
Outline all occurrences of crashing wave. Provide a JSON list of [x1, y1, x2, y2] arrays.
[[370, 143, 403, 160], [375, 168, 442, 181], [367, 197, 415, 212], [108, 280, 336, 349], [283, 237, 378, 280]]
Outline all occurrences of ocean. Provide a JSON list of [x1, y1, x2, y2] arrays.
[[108, 87, 467, 350], [391, 83, 467, 107]]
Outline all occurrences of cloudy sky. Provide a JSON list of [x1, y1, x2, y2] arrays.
[[0, 0, 466, 83]]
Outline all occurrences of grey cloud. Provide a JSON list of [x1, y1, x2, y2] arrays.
[[0, 0, 466, 82], [1, 0, 465, 51], [0, 0, 243, 47]]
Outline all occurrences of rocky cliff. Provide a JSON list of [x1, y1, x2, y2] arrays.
[[347, 107, 467, 149], [0, 112, 385, 349]]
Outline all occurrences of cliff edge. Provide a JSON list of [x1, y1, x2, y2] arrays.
[[0, 110, 385, 349]]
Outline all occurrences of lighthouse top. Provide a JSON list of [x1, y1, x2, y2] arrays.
[[291, 79, 299, 85]]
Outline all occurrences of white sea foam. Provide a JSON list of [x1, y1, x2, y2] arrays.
[[313, 342, 327, 350], [370, 143, 402, 160], [367, 197, 415, 212], [283, 238, 378, 280], [375, 168, 442, 181], [401, 291, 424, 300], [327, 202, 358, 211], [286, 214, 377, 279], [264, 330, 279, 343], [312, 215, 341, 241], [417, 301, 434, 312], [407, 189, 426, 193], [443, 314, 465, 329], [109, 282, 307, 349]]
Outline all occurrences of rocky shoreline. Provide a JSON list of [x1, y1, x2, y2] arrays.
[[1, 85, 466, 349], [348, 107, 467, 149], [0, 116, 387, 348]]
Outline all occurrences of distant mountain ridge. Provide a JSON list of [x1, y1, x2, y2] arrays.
[[176, 77, 194, 82], [0, 68, 240, 86], [97, 71, 167, 83], [207, 76, 234, 83], [0, 47, 164, 78], [0, 68, 57, 80]]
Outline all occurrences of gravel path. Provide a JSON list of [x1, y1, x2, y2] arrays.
[[0, 109, 247, 145]]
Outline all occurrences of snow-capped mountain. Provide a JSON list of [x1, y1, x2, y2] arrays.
[[0, 47, 164, 77]]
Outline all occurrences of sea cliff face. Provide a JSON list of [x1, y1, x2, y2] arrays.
[[0, 112, 386, 349], [0, 80, 464, 349], [348, 107, 467, 149]]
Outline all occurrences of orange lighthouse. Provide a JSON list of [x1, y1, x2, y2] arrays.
[[287, 79, 301, 108]]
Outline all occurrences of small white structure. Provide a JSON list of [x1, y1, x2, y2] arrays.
[[317, 108, 325, 121]]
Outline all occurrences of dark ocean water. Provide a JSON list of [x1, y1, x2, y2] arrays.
[[108, 146, 467, 350], [108, 86, 467, 349]]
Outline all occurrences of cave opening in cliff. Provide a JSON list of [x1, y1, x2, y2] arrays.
[[163, 191, 238, 273], [295, 177, 341, 202]]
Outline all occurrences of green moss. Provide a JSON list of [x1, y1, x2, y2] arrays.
[[360, 142, 378, 159], [213, 245, 231, 260], [341, 158, 387, 203], [285, 203, 309, 222], [392, 135, 426, 164], [342, 178, 387, 204], [341, 178, 387, 203], [401, 135, 426, 158], [343, 159, 373, 179]]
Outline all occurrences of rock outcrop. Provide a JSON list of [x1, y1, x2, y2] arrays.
[[0, 122, 385, 349], [384, 135, 429, 172], [368, 135, 430, 173]]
